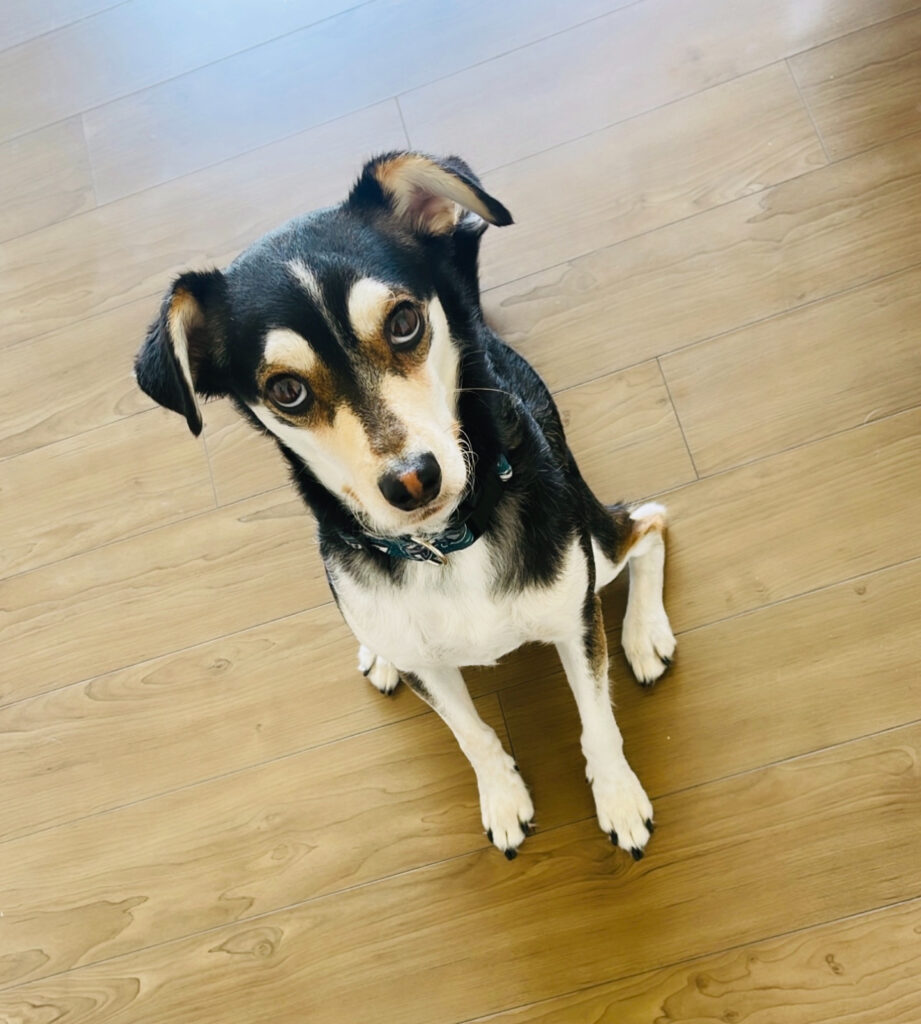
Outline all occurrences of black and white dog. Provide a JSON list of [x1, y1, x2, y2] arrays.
[[135, 153, 675, 860]]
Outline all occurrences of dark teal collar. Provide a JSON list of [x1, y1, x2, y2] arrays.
[[339, 455, 512, 565]]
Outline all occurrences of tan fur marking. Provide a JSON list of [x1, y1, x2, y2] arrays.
[[373, 154, 493, 234], [618, 509, 667, 562], [588, 594, 609, 680]]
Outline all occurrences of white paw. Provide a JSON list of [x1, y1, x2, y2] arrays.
[[587, 759, 654, 859], [622, 605, 676, 685], [477, 756, 535, 859], [357, 645, 400, 695]]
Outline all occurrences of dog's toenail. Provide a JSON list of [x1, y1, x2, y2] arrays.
[[486, 829, 493, 843], [631, 847, 644, 861], [645, 818, 654, 833], [504, 848, 518, 861], [609, 831, 619, 847]]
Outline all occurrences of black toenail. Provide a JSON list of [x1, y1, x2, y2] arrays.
[[609, 831, 618, 847], [520, 820, 533, 836], [361, 667, 371, 677], [486, 829, 493, 843], [645, 819, 655, 833], [504, 848, 518, 860], [631, 847, 644, 861]]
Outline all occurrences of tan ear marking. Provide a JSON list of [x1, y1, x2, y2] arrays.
[[373, 154, 507, 235]]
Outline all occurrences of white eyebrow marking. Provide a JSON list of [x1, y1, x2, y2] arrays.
[[287, 259, 323, 304], [263, 327, 317, 374], [347, 277, 392, 340]]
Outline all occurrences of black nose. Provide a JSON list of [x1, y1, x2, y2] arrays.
[[378, 453, 442, 511]]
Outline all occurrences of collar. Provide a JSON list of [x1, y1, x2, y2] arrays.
[[337, 454, 513, 565]]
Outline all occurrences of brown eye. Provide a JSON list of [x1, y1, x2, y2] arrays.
[[386, 302, 423, 349], [267, 375, 311, 411]]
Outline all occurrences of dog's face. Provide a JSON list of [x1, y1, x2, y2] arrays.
[[135, 153, 512, 536]]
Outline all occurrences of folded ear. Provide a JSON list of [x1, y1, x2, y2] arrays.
[[134, 269, 228, 436], [348, 152, 513, 236]]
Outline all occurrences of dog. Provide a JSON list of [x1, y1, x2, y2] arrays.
[[135, 152, 676, 860]]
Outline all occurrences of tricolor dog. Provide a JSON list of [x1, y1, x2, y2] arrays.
[[135, 153, 676, 860]]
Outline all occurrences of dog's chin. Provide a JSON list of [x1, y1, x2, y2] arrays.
[[367, 492, 461, 538]]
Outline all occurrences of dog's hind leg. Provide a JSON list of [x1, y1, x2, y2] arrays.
[[401, 666, 535, 859], [556, 594, 654, 859], [357, 644, 401, 695], [591, 501, 676, 686], [620, 502, 675, 686]]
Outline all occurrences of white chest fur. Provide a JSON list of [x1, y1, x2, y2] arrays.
[[332, 537, 588, 671]]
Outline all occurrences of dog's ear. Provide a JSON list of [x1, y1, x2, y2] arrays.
[[348, 152, 513, 236], [134, 269, 228, 436]]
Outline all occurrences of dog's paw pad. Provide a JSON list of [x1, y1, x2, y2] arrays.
[[357, 646, 400, 695], [590, 761, 654, 856], [622, 608, 676, 686], [479, 758, 535, 859]]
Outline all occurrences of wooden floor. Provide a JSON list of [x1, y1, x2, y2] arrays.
[[1, 1, 920, 1020]]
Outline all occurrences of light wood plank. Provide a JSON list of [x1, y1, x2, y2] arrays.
[[0, 695, 504, 988], [478, 900, 921, 1023], [477, 63, 825, 291], [0, 66, 824, 351], [205, 360, 696, 509], [664, 408, 921, 633], [790, 10, 921, 160], [0, 408, 214, 579], [500, 558, 921, 831], [0, 725, 917, 1022], [402, 0, 918, 172], [660, 265, 921, 475], [485, 131, 921, 392], [81, 0, 629, 202], [0, 118, 94, 242], [0, 0, 122, 51], [1, 298, 156, 459], [203, 399, 292, 506], [0, 603, 421, 844], [555, 361, 695, 501], [0, 491, 329, 707], [0, 0, 376, 143], [0, 100, 407, 349]]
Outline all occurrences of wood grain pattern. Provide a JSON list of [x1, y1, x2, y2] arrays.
[[0, 603, 427, 845], [1, 297, 159, 459], [402, 0, 918, 172], [477, 63, 825, 290], [203, 399, 292, 506], [0, 726, 917, 1022], [0, 100, 407, 348], [555, 361, 696, 502], [661, 265, 921, 474], [790, 9, 921, 160], [82, 0, 629, 202], [0, 118, 94, 242], [0, 408, 214, 578], [500, 558, 921, 831], [0, 695, 505, 987], [664, 408, 921, 633], [485, 130, 921, 392], [0, 491, 328, 707], [479, 900, 921, 1023], [0, 0, 373, 143]]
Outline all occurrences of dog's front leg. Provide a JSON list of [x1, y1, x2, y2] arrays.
[[402, 667, 535, 859], [556, 595, 654, 859]]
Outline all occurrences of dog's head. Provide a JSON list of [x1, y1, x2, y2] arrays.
[[135, 153, 512, 537]]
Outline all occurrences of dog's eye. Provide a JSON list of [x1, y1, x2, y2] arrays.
[[267, 375, 311, 411], [386, 302, 423, 349]]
